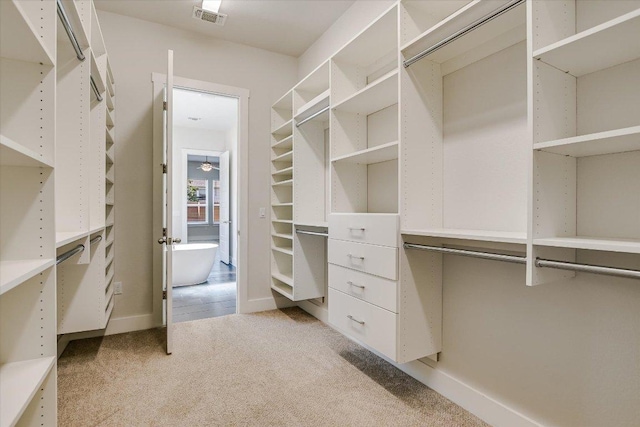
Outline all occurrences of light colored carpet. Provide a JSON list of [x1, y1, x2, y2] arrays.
[[58, 308, 488, 426]]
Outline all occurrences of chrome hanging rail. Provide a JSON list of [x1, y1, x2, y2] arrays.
[[403, 0, 525, 68], [296, 106, 330, 127], [296, 229, 329, 238], [57, 0, 85, 61], [90, 76, 103, 102], [403, 243, 526, 264], [535, 258, 640, 280], [90, 235, 103, 245], [56, 244, 85, 265]]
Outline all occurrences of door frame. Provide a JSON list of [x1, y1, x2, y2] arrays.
[[152, 72, 249, 323]]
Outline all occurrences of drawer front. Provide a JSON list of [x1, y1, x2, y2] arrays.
[[329, 288, 397, 360], [329, 214, 398, 247], [328, 239, 397, 280], [328, 264, 397, 313]]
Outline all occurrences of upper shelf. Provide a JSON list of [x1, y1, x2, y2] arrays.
[[533, 9, 640, 77], [272, 119, 293, 137], [331, 141, 398, 165], [534, 126, 640, 158], [295, 60, 329, 95], [0, 0, 55, 65], [294, 89, 330, 125], [0, 259, 55, 296], [332, 70, 398, 115], [0, 135, 54, 168], [272, 89, 293, 111], [402, 228, 527, 245], [272, 135, 292, 150], [534, 236, 640, 254]]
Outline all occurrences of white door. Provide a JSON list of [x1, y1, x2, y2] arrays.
[[219, 151, 231, 264], [161, 50, 177, 355]]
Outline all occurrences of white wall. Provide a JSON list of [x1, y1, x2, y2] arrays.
[[98, 10, 298, 321], [225, 125, 239, 264], [296, 3, 640, 427]]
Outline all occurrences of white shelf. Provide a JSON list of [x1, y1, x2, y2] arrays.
[[533, 9, 640, 77], [106, 60, 115, 84], [106, 91, 114, 110], [332, 70, 398, 115], [271, 280, 294, 299], [90, 52, 106, 96], [534, 126, 640, 157], [331, 141, 398, 165], [272, 150, 293, 163], [106, 108, 115, 128], [105, 269, 114, 286], [0, 0, 55, 65], [0, 356, 56, 427], [89, 225, 105, 235], [271, 119, 293, 136], [272, 135, 293, 150], [272, 203, 293, 208], [273, 167, 293, 178], [272, 233, 293, 240], [56, 231, 88, 248], [272, 90, 293, 111], [272, 272, 294, 287], [105, 238, 114, 248], [533, 236, 640, 254], [402, 228, 527, 245], [272, 179, 293, 187], [272, 246, 293, 256], [294, 89, 330, 123], [106, 150, 114, 164], [0, 135, 54, 168], [106, 77, 115, 97], [294, 221, 329, 228], [105, 253, 114, 268], [0, 259, 55, 296], [106, 176, 114, 184], [106, 127, 115, 145], [272, 219, 293, 224]]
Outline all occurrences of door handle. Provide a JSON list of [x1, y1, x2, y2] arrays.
[[158, 237, 181, 244]]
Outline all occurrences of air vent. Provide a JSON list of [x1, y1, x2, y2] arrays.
[[192, 6, 227, 26]]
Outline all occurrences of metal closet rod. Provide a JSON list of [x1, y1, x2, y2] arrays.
[[403, 243, 640, 280], [296, 229, 328, 238], [90, 235, 102, 245], [57, 0, 85, 62], [296, 106, 330, 128], [90, 76, 103, 102], [403, 0, 525, 68], [56, 244, 85, 265]]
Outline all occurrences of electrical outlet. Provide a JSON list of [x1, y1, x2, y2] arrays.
[[114, 281, 123, 295], [259, 207, 266, 218]]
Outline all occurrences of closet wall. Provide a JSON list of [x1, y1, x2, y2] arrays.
[[292, 1, 640, 425]]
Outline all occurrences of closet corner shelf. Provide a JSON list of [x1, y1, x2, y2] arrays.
[[105, 254, 114, 267], [106, 92, 115, 110], [271, 281, 294, 299], [272, 150, 293, 163], [0, 356, 56, 427], [105, 238, 115, 248], [401, 228, 527, 245], [105, 269, 115, 285], [534, 126, 640, 157], [90, 52, 106, 95], [0, 0, 55, 65], [105, 176, 114, 184], [532, 9, 640, 77], [0, 259, 55, 296], [331, 141, 398, 165], [106, 109, 115, 128], [106, 151, 114, 164], [294, 89, 330, 124], [0, 135, 54, 168], [271, 119, 293, 137], [106, 77, 115, 97], [272, 90, 293, 111], [332, 69, 398, 115], [56, 231, 89, 248], [106, 221, 115, 227], [272, 232, 293, 240], [533, 236, 640, 254], [401, 0, 525, 65], [272, 167, 293, 178], [272, 179, 293, 187], [271, 246, 293, 256], [272, 135, 293, 150], [106, 128, 115, 145]]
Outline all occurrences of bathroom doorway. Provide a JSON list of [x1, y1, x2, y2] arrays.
[[170, 88, 238, 322]]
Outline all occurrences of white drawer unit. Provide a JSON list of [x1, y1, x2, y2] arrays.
[[329, 288, 397, 360], [328, 264, 397, 313], [329, 213, 399, 247], [328, 239, 398, 280]]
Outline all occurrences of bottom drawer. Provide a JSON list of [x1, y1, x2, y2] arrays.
[[328, 288, 397, 360]]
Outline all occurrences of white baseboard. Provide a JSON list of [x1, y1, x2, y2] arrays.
[[239, 296, 296, 314], [297, 300, 328, 322]]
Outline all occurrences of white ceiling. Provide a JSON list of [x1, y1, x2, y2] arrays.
[[174, 88, 238, 131], [94, 0, 355, 57]]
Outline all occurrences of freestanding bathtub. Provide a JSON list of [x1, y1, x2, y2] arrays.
[[172, 243, 219, 286]]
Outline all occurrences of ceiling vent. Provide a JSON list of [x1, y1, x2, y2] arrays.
[[192, 6, 227, 26]]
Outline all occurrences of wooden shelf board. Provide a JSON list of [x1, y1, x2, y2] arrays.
[[106, 127, 115, 145], [106, 60, 115, 84], [401, 0, 525, 67], [103, 294, 115, 328], [401, 228, 527, 245], [56, 231, 88, 248], [272, 151, 293, 162], [0, 0, 55, 65], [271, 281, 294, 299], [533, 236, 640, 254], [106, 108, 115, 128], [272, 219, 293, 224], [332, 70, 398, 115], [272, 179, 293, 187], [271, 246, 293, 256], [89, 225, 105, 235], [0, 356, 56, 427], [272, 135, 293, 150], [272, 90, 293, 111], [0, 259, 55, 296], [533, 9, 640, 77], [90, 51, 106, 95], [534, 126, 640, 157], [106, 77, 115, 97], [271, 119, 293, 137], [106, 176, 114, 184], [272, 168, 293, 178], [105, 254, 114, 267], [0, 135, 54, 168], [272, 233, 293, 240], [294, 60, 329, 94], [294, 221, 329, 228], [331, 141, 399, 165], [106, 91, 114, 110], [272, 203, 293, 208], [294, 89, 330, 123], [105, 269, 115, 285], [105, 238, 114, 248]]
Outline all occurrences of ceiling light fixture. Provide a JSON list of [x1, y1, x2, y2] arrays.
[[202, 0, 222, 13], [198, 156, 219, 172]]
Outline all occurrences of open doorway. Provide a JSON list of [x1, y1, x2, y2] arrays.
[[171, 88, 238, 322]]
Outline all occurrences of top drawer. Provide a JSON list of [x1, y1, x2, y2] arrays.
[[329, 214, 399, 247]]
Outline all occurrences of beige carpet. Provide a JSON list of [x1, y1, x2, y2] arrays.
[[58, 308, 488, 426]]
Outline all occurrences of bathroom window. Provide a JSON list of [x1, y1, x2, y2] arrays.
[[187, 179, 208, 224]]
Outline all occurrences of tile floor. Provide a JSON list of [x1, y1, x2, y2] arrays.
[[173, 252, 237, 323]]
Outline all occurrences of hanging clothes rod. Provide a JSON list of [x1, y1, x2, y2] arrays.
[[56, 244, 85, 265], [57, 0, 86, 62], [403, 243, 526, 264], [403, 0, 525, 68], [90, 235, 103, 245], [296, 106, 330, 127], [535, 258, 640, 280], [296, 229, 329, 238], [90, 76, 103, 102]]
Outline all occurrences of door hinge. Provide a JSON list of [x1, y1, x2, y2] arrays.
[[161, 163, 167, 174], [163, 290, 167, 299], [163, 228, 167, 237], [163, 101, 167, 111]]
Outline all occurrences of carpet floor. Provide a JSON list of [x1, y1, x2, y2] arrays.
[[58, 308, 488, 426]]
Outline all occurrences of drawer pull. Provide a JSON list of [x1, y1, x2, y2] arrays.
[[348, 227, 366, 231], [347, 281, 365, 289], [347, 254, 365, 260], [347, 315, 365, 325]]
